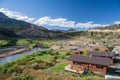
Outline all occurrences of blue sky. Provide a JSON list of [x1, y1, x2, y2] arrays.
[[0, 0, 120, 30]]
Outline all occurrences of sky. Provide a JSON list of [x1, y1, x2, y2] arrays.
[[0, 0, 120, 30]]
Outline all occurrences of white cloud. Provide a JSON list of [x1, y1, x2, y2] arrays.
[[35, 17, 108, 28], [114, 21, 120, 24], [76, 21, 108, 28], [0, 8, 35, 22], [0, 8, 109, 29], [34, 16, 75, 27]]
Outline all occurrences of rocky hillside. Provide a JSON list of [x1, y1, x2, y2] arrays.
[[0, 12, 68, 39], [94, 24, 120, 30]]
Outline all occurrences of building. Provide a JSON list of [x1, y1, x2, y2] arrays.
[[67, 54, 110, 75], [89, 51, 115, 63]]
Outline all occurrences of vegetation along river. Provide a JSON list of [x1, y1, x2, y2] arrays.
[[0, 48, 48, 65]]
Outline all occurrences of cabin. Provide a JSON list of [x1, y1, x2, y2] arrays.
[[89, 51, 115, 63], [68, 54, 110, 76]]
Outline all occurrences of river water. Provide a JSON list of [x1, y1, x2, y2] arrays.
[[0, 48, 48, 65]]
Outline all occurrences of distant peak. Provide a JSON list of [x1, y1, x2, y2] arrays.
[[67, 28, 77, 31]]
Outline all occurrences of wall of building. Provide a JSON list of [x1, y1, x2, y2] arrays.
[[71, 61, 107, 75]]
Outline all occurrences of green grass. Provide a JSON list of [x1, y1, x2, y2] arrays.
[[35, 54, 50, 61], [49, 63, 67, 72]]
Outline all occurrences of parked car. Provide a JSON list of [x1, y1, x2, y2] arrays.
[[115, 66, 120, 73]]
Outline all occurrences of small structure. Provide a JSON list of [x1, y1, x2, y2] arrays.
[[89, 51, 115, 63], [67, 54, 110, 75]]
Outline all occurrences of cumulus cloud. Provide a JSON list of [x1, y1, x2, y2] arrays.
[[76, 21, 108, 28], [34, 16, 75, 27], [114, 21, 120, 24], [0, 8, 109, 29], [35, 17, 108, 28], [0, 8, 35, 22]]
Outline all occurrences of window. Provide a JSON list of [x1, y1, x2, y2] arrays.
[[96, 65, 103, 69]]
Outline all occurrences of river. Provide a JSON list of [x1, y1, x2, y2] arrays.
[[0, 48, 48, 65]]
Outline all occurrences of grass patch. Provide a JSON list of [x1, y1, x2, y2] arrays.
[[49, 63, 67, 72], [35, 54, 50, 61]]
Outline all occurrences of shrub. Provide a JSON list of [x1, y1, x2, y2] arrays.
[[39, 61, 49, 69], [61, 55, 66, 59], [36, 51, 43, 56], [83, 49, 89, 56], [11, 75, 34, 80], [32, 62, 39, 70], [66, 51, 71, 56], [0, 40, 10, 47], [94, 47, 100, 51], [100, 49, 106, 52], [50, 57, 57, 63], [3, 62, 12, 68], [6, 65, 20, 73], [55, 51, 59, 55], [42, 43, 49, 48], [29, 43, 37, 49], [107, 46, 114, 51], [0, 68, 7, 73], [16, 39, 29, 46]]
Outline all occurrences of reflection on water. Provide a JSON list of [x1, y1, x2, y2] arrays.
[[0, 48, 48, 65]]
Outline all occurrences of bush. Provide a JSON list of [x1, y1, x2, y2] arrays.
[[11, 75, 34, 80], [107, 46, 114, 51], [66, 51, 71, 56], [100, 49, 106, 52], [0, 68, 7, 73], [94, 47, 100, 51], [42, 43, 49, 48], [83, 49, 89, 56], [29, 43, 37, 49], [35, 51, 43, 56], [16, 39, 29, 46], [7, 65, 20, 73], [39, 61, 49, 69], [32, 62, 39, 70], [61, 55, 66, 59], [0, 40, 10, 48], [50, 57, 57, 63], [55, 51, 59, 55]]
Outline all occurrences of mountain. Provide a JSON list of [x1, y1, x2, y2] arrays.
[[0, 12, 68, 39], [0, 27, 17, 39], [0, 12, 47, 31], [0, 12, 48, 38], [67, 28, 77, 32]]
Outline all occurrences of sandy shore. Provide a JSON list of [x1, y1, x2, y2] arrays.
[[0, 48, 30, 58]]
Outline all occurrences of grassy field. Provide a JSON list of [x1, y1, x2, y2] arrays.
[[0, 49, 105, 80]]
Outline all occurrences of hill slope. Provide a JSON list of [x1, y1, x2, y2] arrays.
[[94, 24, 120, 30], [0, 12, 68, 39]]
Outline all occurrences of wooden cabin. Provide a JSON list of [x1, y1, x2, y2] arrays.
[[68, 54, 110, 76], [89, 51, 115, 63]]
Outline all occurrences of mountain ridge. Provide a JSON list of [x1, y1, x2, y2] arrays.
[[0, 12, 69, 39]]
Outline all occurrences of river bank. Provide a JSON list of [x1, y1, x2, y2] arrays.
[[0, 48, 48, 64], [0, 47, 30, 58]]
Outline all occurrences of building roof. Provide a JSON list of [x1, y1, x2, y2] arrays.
[[68, 54, 110, 66], [89, 51, 115, 58]]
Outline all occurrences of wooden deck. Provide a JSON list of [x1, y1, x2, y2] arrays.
[[65, 64, 84, 74]]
